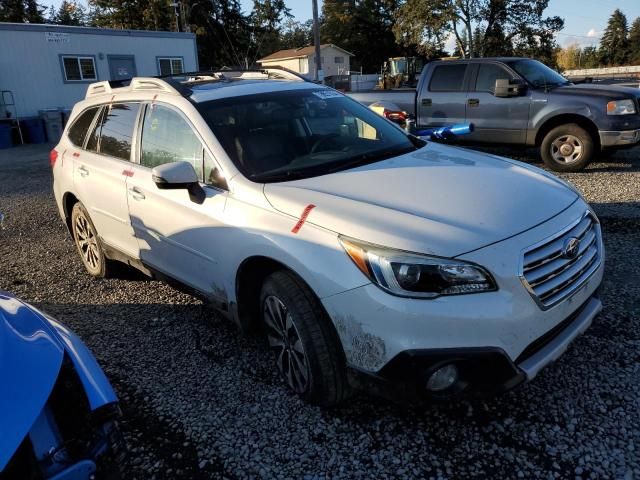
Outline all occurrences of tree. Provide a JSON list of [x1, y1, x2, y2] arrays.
[[281, 18, 314, 49], [393, 0, 563, 60], [0, 0, 45, 22], [49, 0, 87, 25], [599, 9, 628, 66], [628, 17, 640, 65], [555, 43, 581, 71], [323, 0, 404, 72], [248, 0, 292, 62]]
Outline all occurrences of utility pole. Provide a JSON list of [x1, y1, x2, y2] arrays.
[[312, 0, 322, 82]]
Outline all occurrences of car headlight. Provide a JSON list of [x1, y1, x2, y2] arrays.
[[339, 236, 497, 298], [607, 99, 636, 115]]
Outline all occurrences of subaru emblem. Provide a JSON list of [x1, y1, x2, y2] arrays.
[[562, 237, 580, 259]]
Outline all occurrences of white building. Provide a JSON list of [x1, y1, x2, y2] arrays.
[[257, 44, 353, 79], [0, 23, 198, 118]]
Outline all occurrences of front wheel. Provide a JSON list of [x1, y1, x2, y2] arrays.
[[540, 124, 595, 172], [260, 271, 350, 406]]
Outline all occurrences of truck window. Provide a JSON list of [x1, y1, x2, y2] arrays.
[[429, 64, 467, 92], [475, 64, 513, 93]]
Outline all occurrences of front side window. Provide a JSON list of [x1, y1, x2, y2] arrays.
[[506, 59, 569, 89], [197, 89, 419, 183], [158, 58, 184, 76], [429, 64, 467, 92], [68, 106, 99, 147], [62, 56, 97, 81], [335, 56, 344, 64], [475, 64, 514, 93], [140, 104, 203, 179], [93, 103, 139, 161]]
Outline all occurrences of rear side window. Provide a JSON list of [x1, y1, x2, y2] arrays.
[[475, 64, 513, 93], [68, 107, 99, 147], [429, 64, 467, 92], [94, 103, 140, 161], [139, 104, 204, 179]]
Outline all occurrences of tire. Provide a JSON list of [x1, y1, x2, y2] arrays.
[[260, 271, 350, 406], [540, 123, 595, 172], [71, 202, 112, 278]]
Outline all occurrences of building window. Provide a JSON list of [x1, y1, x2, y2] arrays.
[[312, 56, 325, 64], [335, 56, 344, 64], [158, 57, 184, 76], [62, 56, 97, 81]]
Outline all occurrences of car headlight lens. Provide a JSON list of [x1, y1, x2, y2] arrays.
[[340, 237, 497, 298], [607, 99, 636, 115]]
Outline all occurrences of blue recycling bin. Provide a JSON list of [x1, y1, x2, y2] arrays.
[[0, 122, 12, 149], [21, 117, 47, 144]]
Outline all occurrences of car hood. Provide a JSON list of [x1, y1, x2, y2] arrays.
[[553, 83, 640, 100], [0, 292, 64, 471], [264, 143, 578, 257]]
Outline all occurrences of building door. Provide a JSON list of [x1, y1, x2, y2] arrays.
[[108, 55, 137, 81]]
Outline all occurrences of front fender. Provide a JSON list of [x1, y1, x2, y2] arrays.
[[46, 316, 118, 411]]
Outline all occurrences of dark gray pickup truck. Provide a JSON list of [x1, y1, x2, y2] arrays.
[[414, 57, 640, 171]]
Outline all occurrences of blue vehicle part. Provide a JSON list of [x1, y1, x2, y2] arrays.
[[44, 315, 118, 410], [0, 293, 64, 471], [414, 123, 475, 140], [49, 461, 97, 480], [0, 291, 119, 476]]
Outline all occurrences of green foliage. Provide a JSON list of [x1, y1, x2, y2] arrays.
[[628, 18, 640, 65], [322, 0, 405, 72], [393, 0, 563, 62], [281, 18, 314, 49], [48, 0, 87, 26], [599, 9, 629, 66], [248, 0, 292, 62], [0, 0, 45, 22]]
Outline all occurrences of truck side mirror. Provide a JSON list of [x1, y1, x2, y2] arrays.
[[494, 78, 527, 97]]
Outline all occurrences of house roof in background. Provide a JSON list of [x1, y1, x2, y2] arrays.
[[258, 44, 354, 62]]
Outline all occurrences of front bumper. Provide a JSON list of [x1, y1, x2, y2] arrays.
[[349, 294, 601, 399], [599, 128, 640, 147]]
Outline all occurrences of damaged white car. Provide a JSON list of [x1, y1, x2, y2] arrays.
[[52, 69, 604, 405]]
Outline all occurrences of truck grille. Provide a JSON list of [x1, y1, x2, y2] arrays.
[[521, 212, 601, 309]]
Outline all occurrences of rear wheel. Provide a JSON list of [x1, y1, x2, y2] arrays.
[[540, 124, 595, 172], [71, 202, 111, 278], [260, 271, 350, 406]]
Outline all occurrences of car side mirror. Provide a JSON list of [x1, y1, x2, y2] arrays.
[[494, 78, 527, 97], [152, 161, 205, 204]]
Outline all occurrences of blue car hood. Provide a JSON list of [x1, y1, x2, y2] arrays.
[[0, 292, 64, 470]]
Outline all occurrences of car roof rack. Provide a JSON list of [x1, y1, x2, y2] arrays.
[[157, 65, 315, 96], [85, 66, 314, 100], [85, 77, 182, 99]]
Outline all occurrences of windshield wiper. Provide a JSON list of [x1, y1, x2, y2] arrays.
[[322, 145, 417, 175]]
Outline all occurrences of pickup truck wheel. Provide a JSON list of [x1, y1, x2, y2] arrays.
[[260, 271, 350, 406], [541, 124, 594, 172], [71, 202, 112, 278]]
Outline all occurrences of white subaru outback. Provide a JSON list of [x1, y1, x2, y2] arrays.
[[52, 69, 604, 406]]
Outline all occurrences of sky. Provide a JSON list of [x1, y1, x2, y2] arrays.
[[44, 0, 640, 51]]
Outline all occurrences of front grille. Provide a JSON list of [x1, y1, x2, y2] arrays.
[[521, 212, 601, 309]]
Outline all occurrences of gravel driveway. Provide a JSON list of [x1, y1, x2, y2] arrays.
[[0, 144, 638, 479]]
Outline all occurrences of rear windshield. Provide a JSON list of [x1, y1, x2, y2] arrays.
[[195, 88, 419, 183]]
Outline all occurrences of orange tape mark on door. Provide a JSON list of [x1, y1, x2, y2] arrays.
[[291, 204, 316, 234]]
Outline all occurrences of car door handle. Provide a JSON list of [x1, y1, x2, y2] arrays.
[[468, 98, 480, 106], [78, 166, 89, 177], [128, 187, 145, 201]]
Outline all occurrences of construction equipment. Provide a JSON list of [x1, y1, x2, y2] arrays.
[[377, 57, 424, 90]]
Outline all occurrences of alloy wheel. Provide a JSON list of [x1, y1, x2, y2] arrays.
[[263, 295, 309, 393], [74, 212, 100, 272]]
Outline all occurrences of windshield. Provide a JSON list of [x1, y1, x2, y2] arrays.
[[506, 59, 570, 89], [196, 88, 419, 183]]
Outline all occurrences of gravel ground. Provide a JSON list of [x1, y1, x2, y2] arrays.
[[1, 144, 639, 479]]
